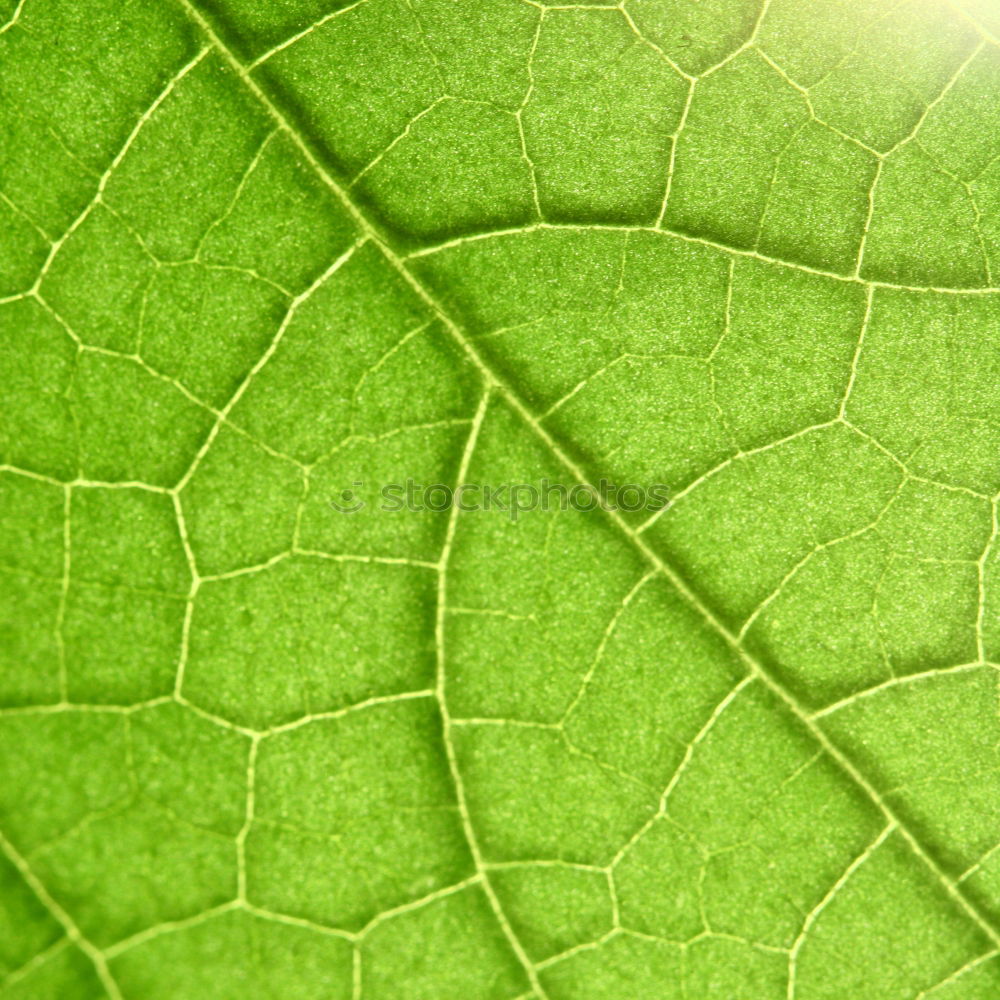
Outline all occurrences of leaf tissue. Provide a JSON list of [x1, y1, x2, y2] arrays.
[[1, 0, 1000, 997]]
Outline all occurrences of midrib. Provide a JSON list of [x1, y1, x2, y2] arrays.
[[170, 0, 1000, 956]]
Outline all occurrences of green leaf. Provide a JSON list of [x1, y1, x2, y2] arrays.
[[1, 0, 1000, 997]]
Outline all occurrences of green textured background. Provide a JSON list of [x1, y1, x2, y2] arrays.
[[2, 0, 1000, 996]]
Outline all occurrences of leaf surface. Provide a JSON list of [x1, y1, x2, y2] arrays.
[[2, 0, 1000, 997]]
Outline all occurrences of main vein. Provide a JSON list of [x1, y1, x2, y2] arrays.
[[169, 0, 1000, 953]]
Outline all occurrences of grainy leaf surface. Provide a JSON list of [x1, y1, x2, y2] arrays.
[[2, 0, 1000, 997]]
